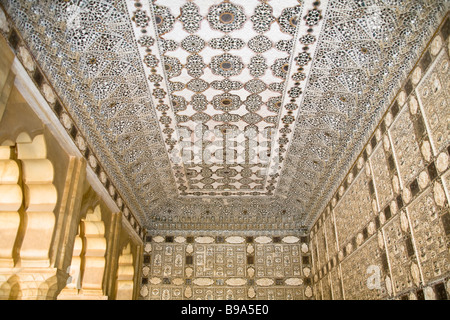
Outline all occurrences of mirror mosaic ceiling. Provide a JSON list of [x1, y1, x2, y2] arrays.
[[1, 0, 447, 233]]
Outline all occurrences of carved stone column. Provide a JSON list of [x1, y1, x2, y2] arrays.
[[58, 205, 108, 300], [115, 244, 134, 300], [0, 134, 63, 299]]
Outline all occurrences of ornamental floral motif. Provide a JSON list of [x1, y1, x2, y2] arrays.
[[175, 115, 189, 123], [244, 94, 264, 112], [153, 5, 175, 35], [267, 96, 282, 113], [207, 2, 246, 33], [169, 82, 184, 93], [137, 35, 154, 47], [268, 82, 285, 93], [158, 39, 177, 53], [278, 6, 302, 35], [179, 2, 202, 33], [288, 86, 302, 98], [212, 113, 240, 123], [209, 35, 245, 51], [181, 35, 205, 53], [187, 79, 209, 93], [282, 115, 295, 125], [299, 34, 316, 45], [292, 72, 306, 81], [156, 104, 170, 112], [264, 116, 278, 124], [190, 112, 211, 123], [132, 10, 149, 28], [162, 56, 182, 78], [191, 94, 208, 111], [148, 74, 163, 83], [210, 79, 243, 92], [304, 9, 322, 26], [271, 57, 290, 79], [244, 79, 267, 94], [276, 40, 293, 52], [159, 115, 172, 125], [143, 54, 158, 68], [152, 88, 166, 99], [248, 55, 268, 78], [285, 103, 299, 111], [171, 95, 187, 112], [242, 112, 263, 125], [212, 93, 242, 112], [251, 3, 275, 33], [295, 52, 311, 66], [210, 53, 244, 77], [248, 35, 273, 53], [186, 54, 206, 78]]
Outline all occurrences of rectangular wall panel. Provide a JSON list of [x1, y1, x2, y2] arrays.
[[334, 170, 373, 247], [141, 235, 312, 300], [341, 236, 388, 300], [407, 187, 449, 283]]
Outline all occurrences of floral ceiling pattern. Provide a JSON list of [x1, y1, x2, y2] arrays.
[[1, 0, 447, 233]]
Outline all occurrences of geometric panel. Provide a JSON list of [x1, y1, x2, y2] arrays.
[[416, 49, 450, 156], [406, 186, 449, 284], [341, 235, 388, 300], [383, 213, 421, 295], [255, 244, 302, 278], [389, 106, 424, 187], [334, 169, 373, 247], [141, 235, 310, 300], [370, 144, 394, 210]]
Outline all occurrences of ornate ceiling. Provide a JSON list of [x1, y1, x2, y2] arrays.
[[1, 0, 447, 234]]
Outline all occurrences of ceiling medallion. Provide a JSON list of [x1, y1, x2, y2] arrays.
[[210, 53, 244, 77], [207, 2, 246, 33], [212, 93, 242, 112]]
